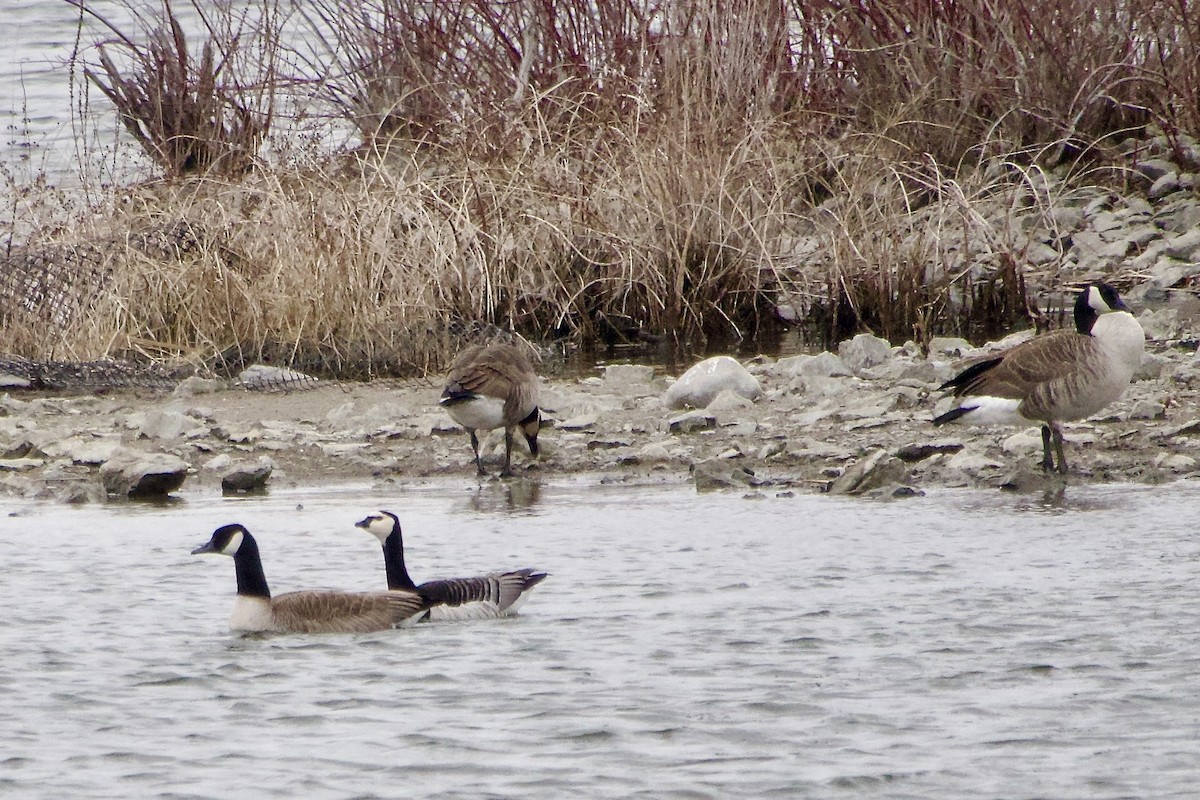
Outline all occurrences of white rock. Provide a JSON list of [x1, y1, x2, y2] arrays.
[[663, 356, 762, 410]]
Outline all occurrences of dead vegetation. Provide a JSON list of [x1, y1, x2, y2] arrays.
[[3, 0, 1198, 375]]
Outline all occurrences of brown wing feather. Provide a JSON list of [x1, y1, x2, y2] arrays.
[[271, 590, 425, 633], [953, 331, 1089, 399]]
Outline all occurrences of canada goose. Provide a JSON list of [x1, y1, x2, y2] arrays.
[[192, 523, 427, 633], [354, 510, 547, 621], [439, 342, 541, 477], [932, 282, 1144, 473]]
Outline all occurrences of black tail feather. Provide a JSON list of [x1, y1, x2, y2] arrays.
[[932, 405, 976, 426]]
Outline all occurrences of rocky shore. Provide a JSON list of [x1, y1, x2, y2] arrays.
[[2, 315, 1198, 503]]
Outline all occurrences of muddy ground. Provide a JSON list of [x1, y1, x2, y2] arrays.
[[3, 328, 1199, 503]]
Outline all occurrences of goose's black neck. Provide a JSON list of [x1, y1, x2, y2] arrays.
[[1074, 289, 1099, 335], [382, 529, 418, 591], [232, 536, 271, 598]]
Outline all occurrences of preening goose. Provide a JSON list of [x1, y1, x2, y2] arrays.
[[932, 282, 1144, 473], [439, 342, 542, 477], [192, 523, 427, 633], [354, 510, 547, 622]]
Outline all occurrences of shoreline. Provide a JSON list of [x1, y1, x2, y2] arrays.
[[3, 329, 1197, 504]]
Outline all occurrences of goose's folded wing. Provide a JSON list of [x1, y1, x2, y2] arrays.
[[272, 590, 425, 632], [421, 569, 547, 611], [945, 331, 1085, 398]]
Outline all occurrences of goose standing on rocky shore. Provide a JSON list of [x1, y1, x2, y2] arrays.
[[193, 523, 427, 633], [439, 342, 542, 477], [354, 510, 547, 621], [932, 282, 1144, 473]]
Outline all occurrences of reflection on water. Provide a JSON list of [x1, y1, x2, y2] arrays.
[[1, 480, 1199, 798]]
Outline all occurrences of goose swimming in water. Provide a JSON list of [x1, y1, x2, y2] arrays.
[[192, 523, 427, 633], [439, 342, 542, 477], [354, 510, 547, 622], [932, 282, 1144, 473]]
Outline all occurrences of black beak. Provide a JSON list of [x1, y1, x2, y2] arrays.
[[191, 540, 216, 555]]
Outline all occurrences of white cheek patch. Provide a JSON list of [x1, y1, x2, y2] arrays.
[[361, 516, 392, 542], [221, 530, 244, 555], [1088, 286, 1107, 312]]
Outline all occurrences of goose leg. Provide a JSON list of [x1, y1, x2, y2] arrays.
[[501, 428, 514, 477], [1039, 425, 1055, 472], [1050, 424, 1068, 474], [469, 430, 486, 476]]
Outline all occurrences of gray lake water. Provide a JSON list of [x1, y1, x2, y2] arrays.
[[0, 479, 1197, 799]]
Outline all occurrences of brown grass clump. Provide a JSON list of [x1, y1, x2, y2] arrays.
[[71, 0, 283, 177]]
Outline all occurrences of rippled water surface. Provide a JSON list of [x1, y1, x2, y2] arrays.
[[1, 480, 1198, 799]]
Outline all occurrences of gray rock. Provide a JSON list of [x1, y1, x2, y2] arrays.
[[1135, 158, 1177, 181], [828, 449, 908, 495], [669, 410, 718, 433], [1154, 452, 1197, 471], [100, 448, 188, 497], [928, 337, 972, 357], [1049, 206, 1084, 231], [1164, 228, 1200, 261], [838, 333, 893, 373], [1148, 172, 1181, 200], [41, 436, 122, 465], [945, 449, 1005, 474], [1025, 242, 1060, 265], [603, 364, 655, 386], [998, 465, 1067, 494], [0, 457, 43, 471], [1154, 197, 1200, 234], [691, 459, 759, 491], [663, 356, 762, 410], [1135, 352, 1170, 381], [706, 389, 754, 415], [773, 351, 852, 379], [203, 453, 234, 471], [1126, 399, 1166, 420], [895, 441, 964, 462], [137, 410, 202, 440], [558, 414, 598, 431], [635, 442, 674, 462], [221, 458, 274, 493]]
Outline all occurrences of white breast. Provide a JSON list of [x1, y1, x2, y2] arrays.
[[229, 596, 275, 632], [1093, 312, 1145, 377], [445, 396, 508, 431]]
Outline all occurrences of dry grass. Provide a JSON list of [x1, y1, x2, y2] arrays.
[[4, 0, 1199, 373]]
